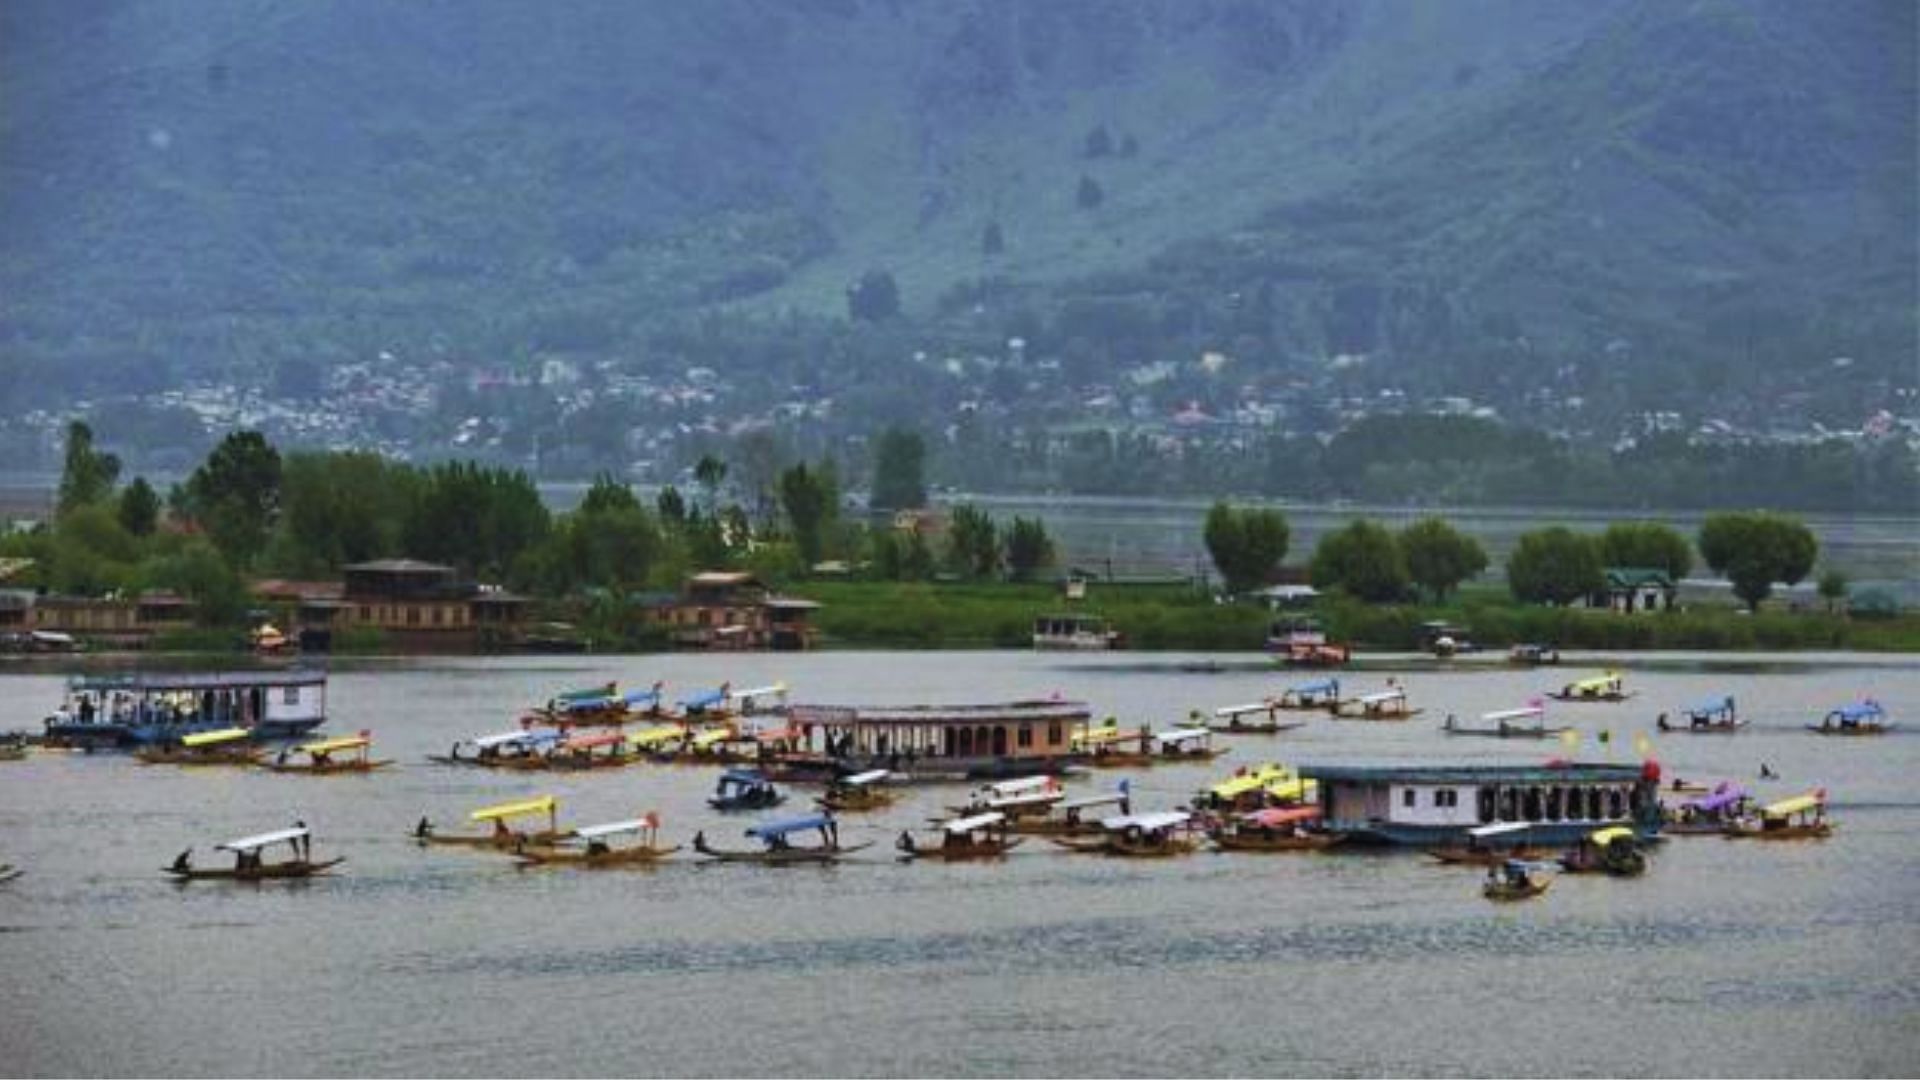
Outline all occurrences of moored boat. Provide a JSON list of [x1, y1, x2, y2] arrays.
[[1442, 703, 1568, 739], [1052, 810, 1199, 857], [1273, 677, 1341, 711], [1032, 613, 1122, 650], [815, 769, 898, 812], [1809, 700, 1891, 736], [1150, 726, 1230, 762], [708, 769, 785, 811], [691, 813, 869, 864], [1208, 805, 1344, 852], [513, 814, 679, 867], [1482, 859, 1554, 902], [1427, 822, 1556, 866], [1548, 671, 1633, 703], [1660, 695, 1745, 733], [1559, 826, 1648, 876], [1196, 701, 1306, 735], [1006, 785, 1132, 836], [1334, 686, 1421, 721], [414, 795, 572, 849], [429, 729, 562, 768], [1268, 617, 1350, 667], [787, 699, 1090, 782], [135, 727, 265, 766], [165, 824, 341, 882], [949, 774, 1066, 819], [1191, 763, 1313, 816], [1663, 782, 1751, 835], [1725, 790, 1833, 840], [897, 811, 1024, 861], [264, 732, 393, 774], [1507, 643, 1561, 666]]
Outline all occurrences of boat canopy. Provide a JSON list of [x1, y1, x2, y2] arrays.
[[1242, 805, 1321, 828], [627, 725, 686, 748], [473, 730, 542, 750], [1573, 672, 1623, 692], [1101, 811, 1190, 833], [1685, 784, 1749, 812], [717, 769, 771, 788], [1829, 700, 1885, 722], [1685, 695, 1735, 718], [573, 817, 659, 840], [562, 730, 622, 751], [1763, 791, 1825, 818], [729, 683, 786, 704], [680, 687, 728, 711], [1154, 727, 1210, 746], [622, 687, 663, 709], [470, 795, 556, 822], [181, 727, 251, 747], [687, 728, 734, 750], [841, 769, 892, 787], [219, 826, 308, 853], [1354, 689, 1406, 706], [559, 693, 618, 714], [1215, 701, 1278, 718], [296, 735, 369, 755], [942, 811, 1006, 834], [1481, 706, 1546, 724], [1073, 724, 1127, 746], [1210, 764, 1290, 799], [1288, 678, 1339, 696], [1059, 791, 1129, 811], [747, 814, 832, 839], [1264, 777, 1315, 802], [1469, 821, 1534, 839], [1589, 826, 1635, 846], [554, 684, 616, 704], [984, 775, 1059, 798]]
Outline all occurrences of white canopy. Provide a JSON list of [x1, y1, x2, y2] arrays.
[[472, 730, 535, 750], [219, 826, 309, 853], [842, 769, 892, 786], [1154, 728, 1210, 746], [1469, 822, 1533, 839], [989, 791, 1062, 810], [942, 811, 1006, 834], [1481, 706, 1545, 723], [986, 775, 1058, 798], [1215, 701, 1277, 718], [573, 818, 657, 840], [1059, 792, 1128, 811], [1356, 689, 1406, 705], [729, 683, 787, 703], [1101, 811, 1190, 833]]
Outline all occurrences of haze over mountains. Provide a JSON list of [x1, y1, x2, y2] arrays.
[[1, 0, 1913, 481]]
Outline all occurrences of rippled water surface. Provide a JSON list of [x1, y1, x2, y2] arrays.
[[2, 651, 1918, 1077]]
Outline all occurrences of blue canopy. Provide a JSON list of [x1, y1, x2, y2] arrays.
[[1831, 700, 1885, 722], [747, 814, 833, 839], [623, 688, 662, 708], [560, 695, 618, 714], [718, 769, 769, 787], [1686, 695, 1734, 717], [680, 688, 726, 711], [1290, 678, 1338, 696]]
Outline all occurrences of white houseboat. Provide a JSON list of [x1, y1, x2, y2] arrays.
[[1301, 761, 1663, 846]]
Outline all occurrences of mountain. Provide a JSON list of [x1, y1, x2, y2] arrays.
[[0, 0, 1912, 459]]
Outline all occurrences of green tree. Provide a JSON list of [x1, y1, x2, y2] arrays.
[[1600, 521, 1693, 579], [1399, 517, 1488, 601], [401, 461, 550, 577], [779, 461, 839, 567], [871, 428, 927, 511], [1309, 520, 1408, 603], [183, 430, 282, 567], [116, 476, 160, 537], [1698, 511, 1819, 610], [693, 455, 728, 513], [146, 539, 248, 627], [1506, 527, 1605, 606], [1817, 569, 1850, 614], [57, 420, 121, 513], [277, 451, 417, 572], [579, 473, 641, 515], [945, 503, 1001, 579], [1202, 502, 1290, 594], [1003, 516, 1055, 582], [656, 485, 688, 525], [847, 270, 901, 322]]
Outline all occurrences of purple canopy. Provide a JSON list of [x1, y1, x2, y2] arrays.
[[1684, 782, 1749, 813]]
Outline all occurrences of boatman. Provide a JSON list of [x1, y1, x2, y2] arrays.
[[172, 849, 192, 873]]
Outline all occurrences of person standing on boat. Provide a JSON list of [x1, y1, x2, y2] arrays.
[[293, 821, 310, 862]]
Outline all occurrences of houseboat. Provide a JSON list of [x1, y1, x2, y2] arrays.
[[785, 699, 1091, 781], [45, 670, 329, 749], [1032, 613, 1122, 650], [1267, 616, 1350, 667], [1301, 760, 1664, 847]]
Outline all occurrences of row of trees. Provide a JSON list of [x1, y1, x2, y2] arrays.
[[1203, 499, 1825, 610]]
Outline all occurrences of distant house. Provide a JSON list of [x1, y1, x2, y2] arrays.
[[1588, 567, 1677, 613], [277, 559, 530, 651], [27, 591, 196, 646], [648, 571, 820, 651]]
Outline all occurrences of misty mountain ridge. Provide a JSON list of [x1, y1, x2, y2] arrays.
[[1, 0, 1913, 460]]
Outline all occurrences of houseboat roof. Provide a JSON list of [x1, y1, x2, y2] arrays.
[[841, 769, 892, 786], [1287, 678, 1339, 695], [219, 826, 308, 853], [790, 700, 1092, 727], [942, 812, 1005, 834], [1154, 727, 1210, 746], [70, 670, 327, 692], [1300, 762, 1649, 786]]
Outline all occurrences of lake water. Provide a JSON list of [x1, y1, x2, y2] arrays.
[[2, 651, 1917, 1077]]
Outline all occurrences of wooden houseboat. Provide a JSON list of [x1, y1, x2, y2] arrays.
[[46, 669, 329, 749], [1032, 613, 1122, 650], [1267, 616, 1351, 667], [1810, 700, 1891, 736], [1301, 761, 1663, 847], [785, 699, 1091, 782]]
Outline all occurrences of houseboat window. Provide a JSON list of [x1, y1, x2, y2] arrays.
[[1402, 789, 1417, 808], [283, 687, 299, 705], [992, 726, 1008, 756], [957, 728, 973, 756], [1498, 788, 1518, 822], [1607, 789, 1625, 819], [358, 606, 370, 621], [1048, 722, 1063, 746], [1476, 788, 1495, 823], [1524, 787, 1543, 822], [1546, 787, 1563, 821], [1017, 724, 1033, 749], [1434, 789, 1457, 808]]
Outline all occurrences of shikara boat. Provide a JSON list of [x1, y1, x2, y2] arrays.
[[1659, 695, 1745, 734], [1663, 782, 1751, 835], [135, 727, 265, 766], [709, 769, 785, 811], [1195, 701, 1306, 735], [1809, 700, 1892, 736], [1007, 787, 1132, 836], [1150, 727, 1230, 762], [897, 811, 1024, 861], [1191, 763, 1312, 816], [1507, 644, 1561, 666], [627, 723, 691, 758], [1051, 811, 1200, 857], [1208, 806, 1345, 852], [414, 795, 573, 849], [1559, 826, 1648, 876], [674, 725, 750, 766], [1427, 822, 1555, 866], [1547, 671, 1633, 703], [513, 815, 679, 867], [948, 775, 1066, 819], [1334, 687, 1422, 721], [1482, 860, 1554, 902], [0, 863, 22, 884], [165, 825, 343, 882], [264, 732, 393, 774], [816, 769, 899, 812], [0, 734, 30, 762], [1274, 678, 1341, 711], [428, 729, 562, 768], [519, 681, 649, 729], [541, 729, 637, 771], [691, 814, 870, 864], [1725, 790, 1833, 840], [1442, 704, 1569, 739], [1074, 722, 1155, 767]]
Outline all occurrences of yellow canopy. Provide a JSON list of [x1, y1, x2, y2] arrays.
[[1263, 777, 1316, 803], [688, 727, 732, 750], [1574, 673, 1622, 692], [1590, 826, 1635, 846], [627, 725, 686, 748], [296, 735, 369, 755], [1211, 763, 1291, 799], [1763, 792, 1824, 818], [470, 795, 556, 823], [1072, 723, 1124, 748], [181, 727, 251, 747]]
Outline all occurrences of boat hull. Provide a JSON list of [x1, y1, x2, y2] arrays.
[[513, 845, 680, 867], [691, 840, 872, 864], [165, 857, 344, 881], [1483, 878, 1552, 901], [1209, 831, 1345, 852]]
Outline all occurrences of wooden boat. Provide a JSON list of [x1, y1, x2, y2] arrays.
[[673, 725, 751, 766], [513, 815, 679, 867], [135, 727, 266, 766], [948, 775, 1066, 819], [627, 723, 691, 759], [1442, 704, 1568, 740], [1051, 811, 1200, 857], [1724, 790, 1834, 840], [1191, 763, 1313, 816], [164, 825, 342, 882], [1334, 687, 1422, 721], [1417, 621, 1476, 658], [897, 811, 1025, 861], [1209, 806, 1345, 852], [1032, 612, 1121, 650], [414, 795, 573, 849], [1663, 782, 1750, 835], [0, 744, 27, 762], [427, 729, 562, 768], [1427, 822, 1556, 866], [709, 769, 785, 811], [263, 732, 393, 774], [1559, 826, 1648, 876], [518, 681, 636, 729], [1194, 702, 1306, 735], [1074, 721, 1154, 767], [0, 864, 22, 884], [815, 769, 899, 812], [1150, 727, 1231, 762], [691, 814, 870, 864], [1482, 860, 1554, 902], [1272, 678, 1341, 711], [539, 729, 639, 771], [1007, 788, 1132, 836], [1659, 695, 1745, 734], [1547, 671, 1633, 703], [1808, 700, 1892, 736], [1507, 643, 1561, 666]]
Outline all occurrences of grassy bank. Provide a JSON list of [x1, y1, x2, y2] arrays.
[[805, 580, 1920, 652]]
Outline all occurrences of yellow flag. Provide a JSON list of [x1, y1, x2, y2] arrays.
[[1559, 728, 1580, 750], [1633, 732, 1653, 757]]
